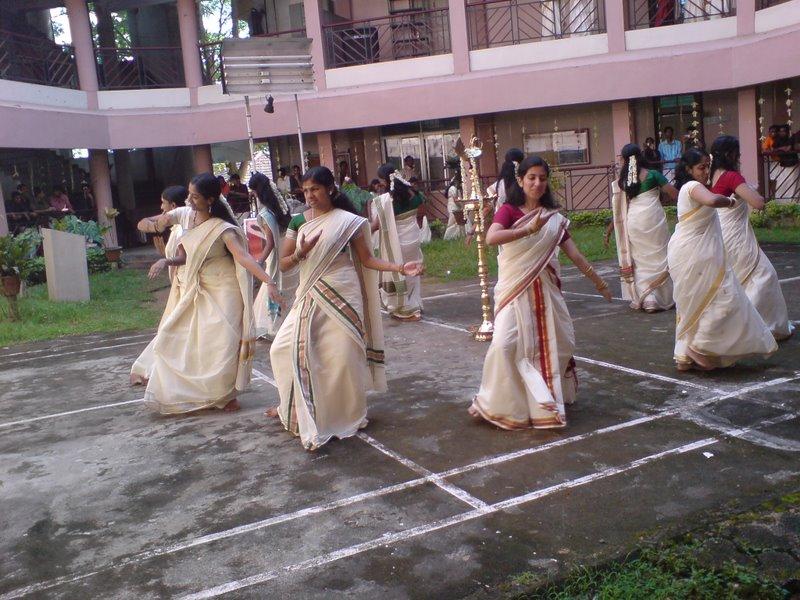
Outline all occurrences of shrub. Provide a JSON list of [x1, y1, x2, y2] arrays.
[[24, 257, 46, 286], [50, 215, 109, 246], [567, 209, 612, 228], [86, 247, 111, 274], [428, 219, 446, 239]]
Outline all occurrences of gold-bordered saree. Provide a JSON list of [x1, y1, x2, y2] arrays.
[[137, 217, 255, 414], [470, 210, 577, 430], [269, 208, 386, 450]]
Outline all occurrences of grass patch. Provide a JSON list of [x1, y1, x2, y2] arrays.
[[422, 225, 799, 282], [0, 269, 163, 346], [517, 541, 787, 600]]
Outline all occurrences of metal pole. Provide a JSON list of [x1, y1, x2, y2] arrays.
[[294, 93, 306, 171], [244, 94, 257, 215]]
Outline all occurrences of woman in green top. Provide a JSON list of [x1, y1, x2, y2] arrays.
[[268, 166, 422, 450], [607, 143, 678, 312], [371, 163, 426, 321]]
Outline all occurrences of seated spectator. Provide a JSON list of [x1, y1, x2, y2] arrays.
[[226, 173, 249, 203], [50, 184, 74, 212], [30, 186, 50, 211], [6, 191, 32, 231]]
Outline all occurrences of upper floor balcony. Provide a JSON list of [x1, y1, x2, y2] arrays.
[[626, 0, 734, 30], [0, 29, 78, 89]]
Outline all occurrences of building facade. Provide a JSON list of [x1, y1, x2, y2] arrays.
[[1, 0, 799, 241]]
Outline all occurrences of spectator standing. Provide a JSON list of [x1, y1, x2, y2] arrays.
[[771, 124, 799, 203], [642, 137, 662, 170], [658, 126, 683, 182]]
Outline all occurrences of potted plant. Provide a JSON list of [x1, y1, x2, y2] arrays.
[[102, 208, 122, 267], [0, 234, 33, 320]]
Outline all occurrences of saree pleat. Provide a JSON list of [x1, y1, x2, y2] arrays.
[[139, 218, 255, 414], [668, 181, 777, 368], [471, 213, 577, 430], [374, 193, 423, 319], [270, 209, 386, 450], [718, 198, 792, 340], [611, 181, 674, 311]]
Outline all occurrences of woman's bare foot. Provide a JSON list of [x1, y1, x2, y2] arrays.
[[264, 406, 279, 418], [221, 398, 241, 412]]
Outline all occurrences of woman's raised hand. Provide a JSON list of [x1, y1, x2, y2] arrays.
[[297, 231, 321, 258], [402, 261, 424, 277], [527, 208, 558, 235], [148, 259, 167, 280]]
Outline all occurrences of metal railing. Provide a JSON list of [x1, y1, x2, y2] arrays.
[[549, 164, 616, 210], [0, 30, 78, 89], [627, 0, 734, 29], [756, 0, 793, 8], [322, 7, 451, 68], [467, 0, 606, 49], [762, 153, 800, 203], [95, 46, 184, 89], [199, 28, 307, 85]]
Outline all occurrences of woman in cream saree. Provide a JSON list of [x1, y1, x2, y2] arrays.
[[270, 166, 423, 450], [668, 148, 777, 371], [710, 136, 792, 341], [609, 144, 676, 312], [373, 164, 425, 321], [470, 156, 612, 430], [131, 173, 282, 413]]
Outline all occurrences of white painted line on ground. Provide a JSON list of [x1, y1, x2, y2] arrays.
[[178, 437, 718, 599], [357, 432, 488, 510], [6, 373, 794, 599], [0, 332, 154, 360], [422, 283, 482, 301], [0, 399, 144, 429], [420, 318, 471, 333], [779, 275, 800, 284], [251, 369, 276, 387], [683, 412, 800, 452], [572, 308, 628, 322], [1, 339, 150, 367], [563, 291, 625, 302], [574, 355, 717, 392]]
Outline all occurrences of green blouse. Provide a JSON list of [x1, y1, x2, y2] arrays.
[[638, 170, 668, 194]]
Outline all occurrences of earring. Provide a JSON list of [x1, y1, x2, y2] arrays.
[[516, 177, 523, 187]]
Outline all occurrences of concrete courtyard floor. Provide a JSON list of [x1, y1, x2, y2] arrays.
[[1, 243, 799, 599]]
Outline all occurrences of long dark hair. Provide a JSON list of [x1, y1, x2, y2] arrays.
[[497, 148, 524, 192], [505, 155, 559, 209], [191, 172, 238, 226], [674, 148, 710, 190], [709, 135, 741, 181], [301, 166, 359, 215], [377, 163, 412, 206], [446, 163, 462, 196], [618, 143, 645, 198], [161, 185, 187, 206], [248, 172, 291, 230]]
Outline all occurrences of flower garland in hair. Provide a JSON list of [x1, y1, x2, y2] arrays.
[[389, 170, 411, 192], [626, 155, 638, 187], [269, 178, 290, 216], [512, 160, 520, 175]]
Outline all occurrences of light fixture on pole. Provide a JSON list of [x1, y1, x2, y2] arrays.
[[220, 36, 315, 206]]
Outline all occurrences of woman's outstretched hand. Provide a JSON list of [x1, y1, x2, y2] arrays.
[[297, 231, 321, 258], [402, 261, 424, 277], [148, 259, 167, 280]]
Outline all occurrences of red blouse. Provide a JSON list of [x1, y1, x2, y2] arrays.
[[710, 170, 746, 197], [492, 203, 571, 240]]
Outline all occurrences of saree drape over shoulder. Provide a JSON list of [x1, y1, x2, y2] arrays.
[[251, 208, 299, 339], [471, 212, 577, 430], [718, 198, 792, 340], [667, 181, 777, 369], [374, 193, 423, 320], [136, 218, 255, 413], [269, 209, 386, 450], [611, 181, 674, 311]]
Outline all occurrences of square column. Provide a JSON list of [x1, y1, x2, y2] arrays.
[[604, 0, 627, 54], [177, 0, 205, 94], [89, 150, 118, 248], [64, 0, 99, 109], [448, 0, 470, 74], [303, 1, 327, 91], [737, 0, 756, 36], [317, 132, 335, 170], [738, 88, 759, 185], [193, 144, 214, 174], [611, 100, 633, 161]]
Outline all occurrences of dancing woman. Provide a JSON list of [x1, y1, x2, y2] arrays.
[[609, 143, 677, 312], [248, 172, 294, 339], [132, 173, 282, 413], [470, 156, 612, 430], [269, 166, 422, 450], [668, 149, 777, 371], [143, 185, 189, 283], [373, 163, 426, 321], [710, 135, 793, 340], [443, 161, 467, 241]]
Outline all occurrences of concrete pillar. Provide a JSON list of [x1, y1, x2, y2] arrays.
[[738, 88, 759, 185], [737, 0, 756, 36], [611, 100, 633, 162], [0, 185, 8, 237], [604, 0, 627, 54], [459, 116, 477, 146], [303, 0, 327, 91], [114, 150, 137, 211], [64, 0, 99, 109], [89, 150, 119, 247], [193, 144, 214, 173], [177, 0, 204, 102], [317, 132, 335, 170], [448, 0, 470, 75]]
